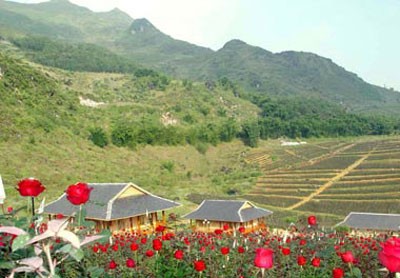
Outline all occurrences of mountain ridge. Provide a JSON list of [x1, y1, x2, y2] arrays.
[[1, 0, 399, 116]]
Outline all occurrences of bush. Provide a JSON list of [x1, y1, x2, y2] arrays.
[[88, 127, 108, 148]]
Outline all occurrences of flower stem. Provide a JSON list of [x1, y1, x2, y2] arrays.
[[78, 204, 82, 228], [31, 197, 35, 217]]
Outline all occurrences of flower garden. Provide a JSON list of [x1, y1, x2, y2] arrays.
[[1, 178, 400, 277]]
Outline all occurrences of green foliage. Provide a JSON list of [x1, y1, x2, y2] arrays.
[[241, 121, 260, 147], [110, 124, 135, 148], [251, 95, 399, 139], [88, 127, 108, 148], [160, 160, 175, 173], [12, 36, 139, 73]]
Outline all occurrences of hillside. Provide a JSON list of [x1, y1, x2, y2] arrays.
[[1, 0, 399, 116], [183, 40, 400, 115]]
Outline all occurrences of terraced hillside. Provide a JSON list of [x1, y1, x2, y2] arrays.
[[244, 138, 400, 218]]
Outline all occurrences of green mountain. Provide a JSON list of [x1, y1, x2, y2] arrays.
[[0, 0, 399, 116], [184, 39, 400, 115]]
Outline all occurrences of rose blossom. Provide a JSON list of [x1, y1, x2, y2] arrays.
[[194, 260, 206, 272], [332, 267, 344, 278], [254, 248, 273, 269], [379, 237, 400, 273], [65, 182, 93, 205], [17, 178, 45, 197], [174, 250, 184, 260], [152, 238, 163, 251], [340, 250, 355, 264], [307, 215, 317, 226]]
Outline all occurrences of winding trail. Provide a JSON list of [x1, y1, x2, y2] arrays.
[[286, 149, 375, 210]]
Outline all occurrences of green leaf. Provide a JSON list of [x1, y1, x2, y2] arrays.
[[69, 248, 84, 261], [58, 243, 72, 254], [12, 234, 31, 252], [0, 260, 15, 269], [87, 266, 105, 278], [351, 267, 362, 278]]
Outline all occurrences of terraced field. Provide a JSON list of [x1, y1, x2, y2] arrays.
[[243, 137, 400, 218]]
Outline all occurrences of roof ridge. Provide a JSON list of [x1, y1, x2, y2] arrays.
[[349, 212, 400, 216]]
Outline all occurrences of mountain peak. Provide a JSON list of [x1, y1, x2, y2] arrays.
[[130, 18, 159, 34], [222, 39, 248, 48]]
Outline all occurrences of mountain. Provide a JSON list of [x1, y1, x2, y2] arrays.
[[183, 39, 400, 115], [0, 0, 399, 116]]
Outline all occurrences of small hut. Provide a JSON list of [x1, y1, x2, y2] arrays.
[[336, 212, 400, 232], [44, 183, 180, 233], [183, 200, 273, 233]]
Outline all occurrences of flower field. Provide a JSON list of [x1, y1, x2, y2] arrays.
[[2, 159, 400, 277], [79, 226, 397, 278]]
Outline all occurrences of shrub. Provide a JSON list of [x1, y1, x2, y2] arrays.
[[88, 127, 108, 148]]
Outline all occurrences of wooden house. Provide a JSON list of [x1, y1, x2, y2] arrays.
[[336, 212, 400, 232], [183, 200, 273, 233], [43, 183, 180, 233]]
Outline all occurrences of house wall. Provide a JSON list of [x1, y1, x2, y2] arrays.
[[91, 212, 165, 233], [193, 218, 266, 233]]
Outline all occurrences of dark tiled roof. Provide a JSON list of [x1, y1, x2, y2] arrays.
[[111, 194, 179, 219], [44, 183, 179, 220], [183, 200, 272, 222], [336, 212, 400, 231]]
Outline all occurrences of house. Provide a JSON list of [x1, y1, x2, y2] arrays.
[[335, 212, 400, 232], [43, 183, 180, 233], [183, 200, 273, 233]]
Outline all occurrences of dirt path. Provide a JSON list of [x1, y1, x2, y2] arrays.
[[286, 149, 374, 210]]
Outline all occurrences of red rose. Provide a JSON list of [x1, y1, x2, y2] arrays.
[[223, 224, 229, 231], [108, 260, 117, 270], [332, 267, 344, 278], [56, 213, 64, 219], [238, 226, 246, 234], [17, 178, 45, 197], [174, 250, 184, 260], [141, 237, 147, 244], [92, 245, 99, 253], [340, 251, 354, 263], [130, 242, 139, 251], [155, 225, 165, 233], [214, 229, 223, 235], [379, 237, 400, 272], [152, 238, 162, 251], [299, 239, 307, 246], [238, 246, 245, 253], [126, 258, 135, 268], [311, 257, 321, 267], [308, 215, 317, 226], [297, 255, 307, 266], [112, 244, 118, 252], [7, 207, 13, 213], [281, 247, 291, 256], [254, 248, 273, 269], [194, 260, 206, 272], [65, 182, 93, 205], [221, 246, 230, 255], [145, 250, 154, 257]]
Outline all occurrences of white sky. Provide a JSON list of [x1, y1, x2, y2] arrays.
[[9, 0, 400, 91]]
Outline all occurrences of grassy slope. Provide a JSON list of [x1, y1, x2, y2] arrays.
[[1, 40, 399, 229], [0, 45, 259, 218]]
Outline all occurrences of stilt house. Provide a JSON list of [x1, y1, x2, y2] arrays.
[[44, 183, 180, 233], [183, 200, 273, 233]]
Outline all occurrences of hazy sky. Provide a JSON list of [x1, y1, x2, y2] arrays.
[[10, 0, 400, 91]]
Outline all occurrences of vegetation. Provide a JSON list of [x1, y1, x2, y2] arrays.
[[12, 36, 140, 73], [1, 0, 400, 117]]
